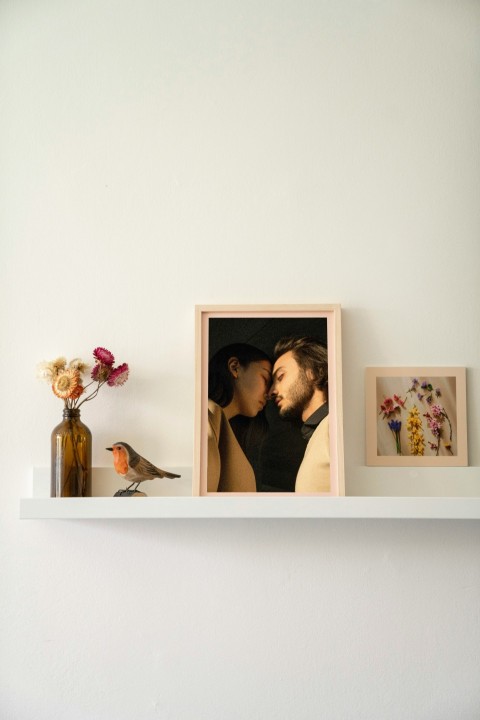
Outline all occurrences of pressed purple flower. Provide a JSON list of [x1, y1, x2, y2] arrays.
[[107, 363, 129, 386], [421, 381, 428, 390], [435, 388, 441, 397], [387, 418, 402, 455], [93, 347, 115, 366], [417, 393, 424, 401], [426, 394, 433, 405]]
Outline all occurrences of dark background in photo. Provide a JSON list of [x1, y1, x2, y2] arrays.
[[209, 317, 328, 491]]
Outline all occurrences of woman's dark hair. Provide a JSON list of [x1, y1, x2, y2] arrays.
[[209, 343, 271, 489], [208, 343, 271, 408]]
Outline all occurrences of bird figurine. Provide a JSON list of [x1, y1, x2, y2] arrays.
[[106, 442, 181, 495]]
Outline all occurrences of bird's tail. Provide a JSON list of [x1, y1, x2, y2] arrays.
[[164, 471, 181, 479]]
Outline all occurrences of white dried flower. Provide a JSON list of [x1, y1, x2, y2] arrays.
[[36, 361, 56, 383], [51, 357, 67, 373], [68, 358, 89, 374]]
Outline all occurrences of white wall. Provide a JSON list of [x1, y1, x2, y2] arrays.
[[1, 1, 480, 717]]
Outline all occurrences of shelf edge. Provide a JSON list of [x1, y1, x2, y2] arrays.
[[19, 496, 480, 520]]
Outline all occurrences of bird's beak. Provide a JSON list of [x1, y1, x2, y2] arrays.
[[106, 447, 113, 451]]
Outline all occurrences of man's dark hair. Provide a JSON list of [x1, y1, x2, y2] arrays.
[[274, 336, 328, 399]]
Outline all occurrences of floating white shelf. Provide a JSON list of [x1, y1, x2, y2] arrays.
[[19, 496, 480, 520], [20, 468, 480, 519]]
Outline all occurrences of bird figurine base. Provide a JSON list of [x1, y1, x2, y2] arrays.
[[113, 489, 147, 497]]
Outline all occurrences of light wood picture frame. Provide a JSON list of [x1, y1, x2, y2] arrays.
[[365, 367, 468, 466], [193, 304, 344, 496]]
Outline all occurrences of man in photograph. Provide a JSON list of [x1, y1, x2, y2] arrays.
[[269, 336, 330, 493]]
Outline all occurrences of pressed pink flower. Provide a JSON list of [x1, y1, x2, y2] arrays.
[[431, 404, 444, 419], [380, 397, 396, 417], [426, 418, 442, 437], [380, 395, 405, 418], [93, 347, 115, 365], [107, 363, 129, 386]]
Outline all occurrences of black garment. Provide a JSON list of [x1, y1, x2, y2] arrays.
[[301, 403, 329, 441]]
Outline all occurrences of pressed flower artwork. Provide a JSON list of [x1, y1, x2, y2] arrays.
[[365, 367, 467, 467]]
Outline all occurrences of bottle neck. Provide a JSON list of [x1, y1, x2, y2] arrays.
[[62, 407, 80, 420]]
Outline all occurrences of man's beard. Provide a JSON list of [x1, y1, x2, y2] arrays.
[[278, 371, 314, 420]]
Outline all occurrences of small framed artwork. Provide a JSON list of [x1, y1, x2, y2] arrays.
[[194, 304, 344, 496], [365, 367, 468, 466]]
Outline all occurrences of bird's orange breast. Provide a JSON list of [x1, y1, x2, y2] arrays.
[[112, 446, 129, 475]]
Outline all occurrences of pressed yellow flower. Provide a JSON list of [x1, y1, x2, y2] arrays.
[[406, 405, 425, 456], [52, 369, 80, 399]]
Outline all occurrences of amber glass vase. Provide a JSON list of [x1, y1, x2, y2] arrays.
[[51, 408, 92, 497]]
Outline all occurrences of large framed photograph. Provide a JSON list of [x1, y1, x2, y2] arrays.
[[194, 304, 344, 496], [365, 367, 468, 466]]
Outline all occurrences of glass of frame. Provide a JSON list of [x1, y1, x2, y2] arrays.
[[194, 304, 344, 496], [365, 366, 468, 466]]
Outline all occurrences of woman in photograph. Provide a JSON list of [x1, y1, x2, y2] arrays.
[[207, 343, 272, 492]]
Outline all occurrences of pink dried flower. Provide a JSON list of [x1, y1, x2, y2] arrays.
[[93, 347, 115, 365], [380, 395, 405, 418], [425, 416, 442, 437], [91, 363, 111, 383], [431, 404, 444, 419], [107, 363, 129, 387], [380, 397, 395, 417]]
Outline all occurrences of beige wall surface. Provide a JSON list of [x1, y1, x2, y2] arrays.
[[1, 1, 479, 718]]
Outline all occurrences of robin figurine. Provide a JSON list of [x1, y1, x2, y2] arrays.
[[107, 441, 180, 495]]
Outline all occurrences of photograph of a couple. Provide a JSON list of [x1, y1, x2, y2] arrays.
[[195, 306, 344, 496]]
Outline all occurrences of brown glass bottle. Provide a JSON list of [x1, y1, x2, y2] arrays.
[[51, 408, 92, 497]]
